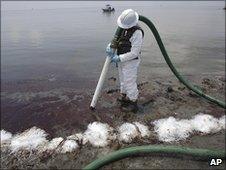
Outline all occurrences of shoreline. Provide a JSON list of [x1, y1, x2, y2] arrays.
[[1, 73, 225, 169]]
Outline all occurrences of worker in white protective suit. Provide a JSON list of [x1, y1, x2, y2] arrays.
[[106, 9, 144, 112]]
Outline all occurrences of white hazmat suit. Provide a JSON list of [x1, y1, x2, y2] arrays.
[[118, 29, 143, 101]]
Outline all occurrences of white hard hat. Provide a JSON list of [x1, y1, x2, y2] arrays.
[[117, 9, 139, 29]]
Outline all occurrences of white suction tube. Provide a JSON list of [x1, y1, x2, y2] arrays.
[[90, 56, 111, 109]]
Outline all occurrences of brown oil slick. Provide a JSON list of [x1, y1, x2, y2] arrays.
[[1, 80, 115, 138]]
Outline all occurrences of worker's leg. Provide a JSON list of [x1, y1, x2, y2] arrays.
[[122, 59, 140, 101], [118, 63, 126, 95], [121, 59, 140, 112]]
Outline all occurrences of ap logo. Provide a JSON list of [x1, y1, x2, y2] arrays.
[[210, 158, 223, 166]]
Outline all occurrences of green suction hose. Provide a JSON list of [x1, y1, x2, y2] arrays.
[[84, 145, 225, 169], [111, 15, 225, 108], [84, 15, 225, 169], [138, 15, 225, 108]]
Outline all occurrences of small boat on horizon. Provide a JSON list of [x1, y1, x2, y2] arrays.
[[102, 4, 115, 12]]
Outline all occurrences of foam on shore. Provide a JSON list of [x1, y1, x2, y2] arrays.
[[1, 130, 13, 144], [1, 113, 225, 154], [153, 113, 225, 142], [10, 127, 48, 152]]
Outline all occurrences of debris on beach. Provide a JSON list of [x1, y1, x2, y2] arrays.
[[42, 137, 64, 151], [0, 114, 225, 155], [83, 122, 116, 147], [153, 113, 225, 142], [118, 123, 140, 143], [134, 122, 150, 138], [191, 113, 222, 133], [61, 140, 79, 153], [1, 130, 13, 144], [10, 127, 48, 153]]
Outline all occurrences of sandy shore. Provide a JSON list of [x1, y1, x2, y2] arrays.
[[1, 74, 225, 169]]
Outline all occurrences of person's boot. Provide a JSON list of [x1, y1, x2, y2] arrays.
[[117, 93, 126, 102], [121, 100, 138, 113], [117, 93, 129, 106]]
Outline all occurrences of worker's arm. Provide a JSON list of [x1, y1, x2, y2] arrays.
[[118, 30, 143, 62]]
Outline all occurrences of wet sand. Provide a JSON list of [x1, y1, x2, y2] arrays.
[[1, 74, 225, 169], [1, 1, 225, 169]]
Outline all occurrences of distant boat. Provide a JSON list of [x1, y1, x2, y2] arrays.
[[102, 4, 115, 12]]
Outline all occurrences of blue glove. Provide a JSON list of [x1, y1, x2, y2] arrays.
[[111, 54, 120, 63], [106, 43, 114, 57]]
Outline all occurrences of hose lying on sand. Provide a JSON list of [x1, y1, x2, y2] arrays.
[[83, 145, 225, 169], [84, 15, 225, 169]]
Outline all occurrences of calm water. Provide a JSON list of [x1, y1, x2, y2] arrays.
[[1, 1, 225, 89]]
